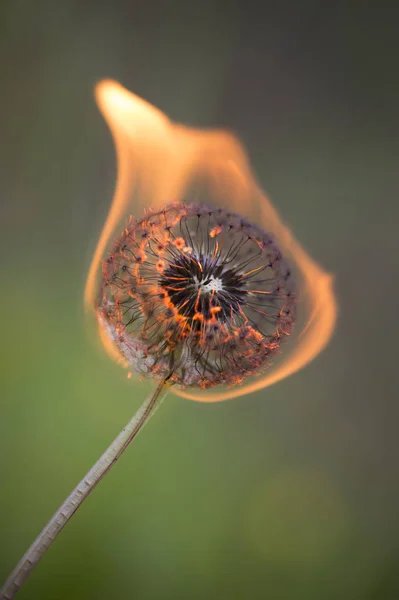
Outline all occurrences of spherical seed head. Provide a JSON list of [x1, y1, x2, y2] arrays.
[[97, 203, 296, 389]]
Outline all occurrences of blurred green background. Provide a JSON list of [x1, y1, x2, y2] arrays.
[[1, 1, 398, 599]]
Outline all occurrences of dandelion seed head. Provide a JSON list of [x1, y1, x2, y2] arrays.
[[97, 202, 296, 389]]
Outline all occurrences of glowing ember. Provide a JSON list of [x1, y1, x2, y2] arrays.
[[85, 80, 337, 402], [97, 203, 295, 389]]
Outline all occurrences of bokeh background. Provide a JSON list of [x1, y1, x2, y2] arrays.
[[1, 1, 398, 599]]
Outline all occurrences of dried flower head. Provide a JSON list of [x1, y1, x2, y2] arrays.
[[97, 202, 296, 389]]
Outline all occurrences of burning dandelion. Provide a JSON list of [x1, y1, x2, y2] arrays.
[[0, 80, 337, 600], [98, 203, 296, 389]]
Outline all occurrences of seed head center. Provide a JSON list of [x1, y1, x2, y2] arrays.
[[194, 274, 224, 295]]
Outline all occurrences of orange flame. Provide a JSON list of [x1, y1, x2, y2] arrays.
[[85, 80, 337, 402]]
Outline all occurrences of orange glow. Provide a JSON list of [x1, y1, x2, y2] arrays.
[[85, 80, 337, 402]]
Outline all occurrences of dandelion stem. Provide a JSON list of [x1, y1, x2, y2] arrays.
[[0, 377, 170, 600]]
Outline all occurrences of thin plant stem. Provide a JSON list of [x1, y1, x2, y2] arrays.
[[0, 377, 170, 600]]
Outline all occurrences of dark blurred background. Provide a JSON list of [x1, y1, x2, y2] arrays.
[[1, 1, 398, 599]]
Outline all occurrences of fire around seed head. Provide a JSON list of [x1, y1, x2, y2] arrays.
[[96, 202, 296, 389]]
